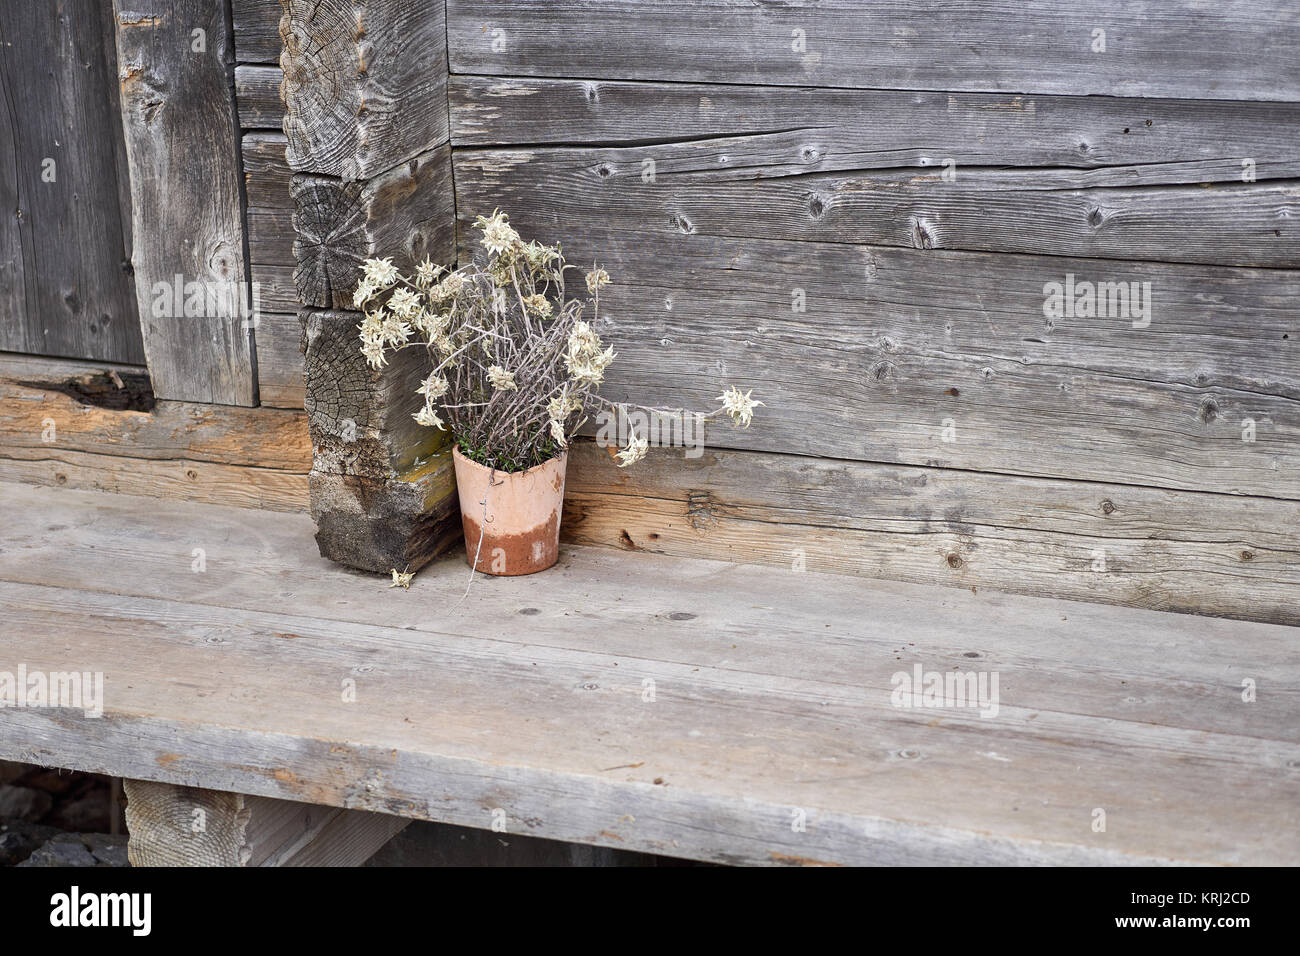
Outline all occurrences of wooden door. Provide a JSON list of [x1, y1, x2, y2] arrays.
[[0, 1, 143, 364]]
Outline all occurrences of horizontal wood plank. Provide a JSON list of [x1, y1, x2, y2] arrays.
[[445, 207, 1300, 498], [0, 353, 309, 509], [250, 263, 296, 313], [231, 0, 282, 64], [254, 310, 304, 409], [446, 0, 1300, 102], [450, 76, 1300, 188], [0, 483, 1296, 865], [235, 64, 284, 128], [453, 145, 1298, 268], [0, 446, 307, 512], [563, 443, 1300, 627]]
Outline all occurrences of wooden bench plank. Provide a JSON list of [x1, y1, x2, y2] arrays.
[[0, 483, 1295, 865]]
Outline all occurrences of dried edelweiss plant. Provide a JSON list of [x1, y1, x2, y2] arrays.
[[355, 210, 762, 473]]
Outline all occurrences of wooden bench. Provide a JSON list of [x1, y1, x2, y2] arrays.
[[1, 479, 1295, 866]]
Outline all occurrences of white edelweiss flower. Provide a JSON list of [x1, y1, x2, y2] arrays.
[[548, 389, 581, 422], [362, 340, 387, 370], [566, 321, 615, 384], [438, 272, 466, 296], [362, 257, 400, 286], [380, 312, 413, 347], [718, 385, 764, 428], [523, 293, 553, 318], [413, 403, 446, 430], [353, 278, 377, 309], [487, 365, 517, 391], [549, 418, 568, 448], [585, 267, 611, 294], [590, 344, 615, 375], [522, 240, 559, 272], [567, 320, 601, 359], [416, 373, 449, 400], [388, 287, 421, 318], [615, 434, 649, 468], [414, 257, 443, 288], [475, 211, 522, 255]]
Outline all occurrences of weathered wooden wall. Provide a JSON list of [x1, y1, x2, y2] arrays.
[[0, 2, 142, 365], [227, 0, 1299, 623], [442, 0, 1299, 624]]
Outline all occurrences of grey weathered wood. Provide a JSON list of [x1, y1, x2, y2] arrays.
[[253, 310, 304, 408], [454, 145, 1297, 268], [247, 263, 297, 314], [444, 206, 1300, 498], [302, 308, 459, 570], [562, 443, 1300, 627], [450, 76, 1300, 186], [241, 133, 295, 314], [0, 1, 143, 364], [231, 0, 283, 64], [292, 145, 455, 309], [302, 309, 442, 480], [280, 0, 449, 180], [124, 779, 407, 866], [6, 480, 1295, 717], [235, 64, 284, 128], [446, 0, 1300, 102], [309, 458, 462, 573], [1, 482, 1296, 865], [239, 133, 302, 403], [277, 1, 458, 573], [242, 132, 292, 210], [113, 0, 258, 405]]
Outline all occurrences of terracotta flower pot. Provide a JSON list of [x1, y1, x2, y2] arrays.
[[451, 446, 568, 576]]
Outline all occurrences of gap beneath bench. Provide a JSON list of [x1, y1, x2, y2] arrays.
[[0, 481, 1295, 866]]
